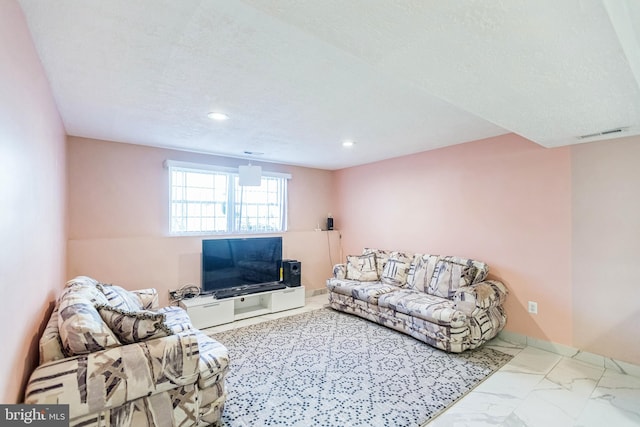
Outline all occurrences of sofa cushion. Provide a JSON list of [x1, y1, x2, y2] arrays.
[[381, 251, 413, 287], [326, 278, 364, 297], [345, 253, 379, 281], [58, 284, 121, 356], [362, 248, 392, 278], [97, 283, 144, 311], [351, 283, 400, 304], [327, 279, 397, 304], [97, 305, 173, 344], [427, 256, 488, 299], [378, 289, 467, 328]]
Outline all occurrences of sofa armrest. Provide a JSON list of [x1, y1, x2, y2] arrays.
[[452, 280, 507, 316], [333, 263, 346, 279], [24, 330, 200, 419], [131, 288, 159, 310]]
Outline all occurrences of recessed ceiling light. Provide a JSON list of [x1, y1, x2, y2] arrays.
[[207, 112, 229, 121], [342, 140, 355, 147]]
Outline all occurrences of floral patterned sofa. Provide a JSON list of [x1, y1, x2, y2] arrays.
[[327, 249, 508, 353], [24, 276, 229, 426]]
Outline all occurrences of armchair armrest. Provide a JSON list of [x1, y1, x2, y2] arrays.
[[452, 280, 507, 316], [24, 330, 200, 419], [131, 288, 159, 310], [194, 331, 230, 389], [333, 263, 346, 279]]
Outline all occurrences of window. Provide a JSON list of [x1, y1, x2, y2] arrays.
[[167, 161, 289, 234]]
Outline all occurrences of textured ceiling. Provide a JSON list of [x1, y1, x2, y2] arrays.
[[17, 0, 640, 170]]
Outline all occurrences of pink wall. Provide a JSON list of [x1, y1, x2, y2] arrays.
[[68, 137, 336, 238], [67, 137, 338, 304], [335, 134, 573, 346], [572, 135, 640, 365], [0, 1, 66, 403]]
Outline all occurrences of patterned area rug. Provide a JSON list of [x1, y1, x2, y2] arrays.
[[210, 308, 512, 427]]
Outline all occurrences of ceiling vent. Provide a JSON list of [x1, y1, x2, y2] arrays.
[[577, 127, 628, 140]]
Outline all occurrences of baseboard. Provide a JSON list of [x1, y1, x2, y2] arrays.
[[498, 330, 640, 378], [306, 288, 328, 297]]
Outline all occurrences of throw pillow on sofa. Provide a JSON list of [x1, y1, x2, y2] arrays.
[[97, 283, 144, 311], [96, 304, 173, 344], [345, 253, 379, 281], [406, 254, 439, 293], [427, 256, 488, 299], [381, 251, 413, 287], [362, 248, 392, 278]]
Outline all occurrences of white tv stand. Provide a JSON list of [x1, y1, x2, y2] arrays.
[[179, 286, 305, 329]]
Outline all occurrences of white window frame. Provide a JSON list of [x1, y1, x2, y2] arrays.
[[165, 160, 290, 236]]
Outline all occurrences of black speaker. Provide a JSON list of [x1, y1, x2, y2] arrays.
[[282, 260, 301, 287], [327, 216, 334, 230]]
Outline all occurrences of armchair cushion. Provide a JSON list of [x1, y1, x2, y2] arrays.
[[130, 288, 159, 310], [97, 283, 143, 311], [58, 284, 121, 356], [156, 306, 194, 333], [96, 305, 173, 344]]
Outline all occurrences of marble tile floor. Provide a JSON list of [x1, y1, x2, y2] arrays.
[[205, 293, 640, 427]]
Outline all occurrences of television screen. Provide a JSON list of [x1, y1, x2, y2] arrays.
[[202, 237, 282, 294]]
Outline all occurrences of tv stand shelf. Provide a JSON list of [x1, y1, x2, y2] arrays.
[[179, 286, 305, 329]]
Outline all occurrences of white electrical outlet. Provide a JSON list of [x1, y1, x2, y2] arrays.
[[528, 301, 538, 314]]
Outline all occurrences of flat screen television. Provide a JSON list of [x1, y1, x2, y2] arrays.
[[202, 237, 283, 295]]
